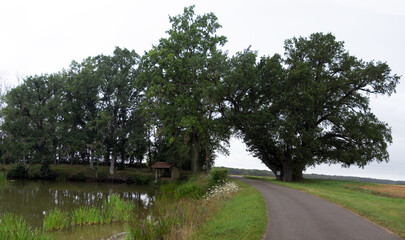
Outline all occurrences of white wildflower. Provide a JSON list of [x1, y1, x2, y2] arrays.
[[205, 181, 239, 200]]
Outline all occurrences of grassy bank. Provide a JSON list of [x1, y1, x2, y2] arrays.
[[192, 180, 267, 240], [126, 170, 267, 240], [246, 176, 405, 238]]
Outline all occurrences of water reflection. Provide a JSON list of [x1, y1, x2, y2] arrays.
[[0, 180, 155, 228]]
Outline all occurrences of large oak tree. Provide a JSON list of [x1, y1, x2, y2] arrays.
[[226, 33, 399, 181]]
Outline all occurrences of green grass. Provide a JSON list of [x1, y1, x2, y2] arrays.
[[126, 175, 264, 240], [192, 180, 267, 240], [43, 208, 70, 231], [0, 213, 54, 240], [0, 172, 6, 184], [43, 193, 135, 232], [246, 176, 405, 238]]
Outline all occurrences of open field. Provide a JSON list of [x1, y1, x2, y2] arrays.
[[353, 184, 405, 199], [245, 176, 405, 238]]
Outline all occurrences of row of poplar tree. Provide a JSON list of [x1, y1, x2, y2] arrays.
[[0, 6, 399, 180]]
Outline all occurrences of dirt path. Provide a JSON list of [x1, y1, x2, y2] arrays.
[[236, 176, 403, 240]]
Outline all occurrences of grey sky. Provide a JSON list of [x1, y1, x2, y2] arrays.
[[1, 0, 404, 180]]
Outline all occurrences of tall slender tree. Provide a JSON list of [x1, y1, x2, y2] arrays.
[[141, 6, 230, 173]]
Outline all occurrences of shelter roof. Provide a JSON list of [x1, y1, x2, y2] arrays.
[[151, 162, 172, 169]]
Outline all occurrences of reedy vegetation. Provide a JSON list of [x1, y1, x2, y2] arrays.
[[126, 171, 242, 240], [43, 194, 134, 231], [0, 214, 53, 240]]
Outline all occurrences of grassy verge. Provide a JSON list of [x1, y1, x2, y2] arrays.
[[246, 176, 405, 238], [191, 180, 267, 240]]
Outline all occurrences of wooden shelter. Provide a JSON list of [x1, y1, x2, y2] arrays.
[[151, 162, 179, 182]]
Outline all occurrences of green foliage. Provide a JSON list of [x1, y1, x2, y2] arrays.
[[39, 163, 55, 180], [209, 168, 228, 187], [141, 5, 231, 173], [126, 200, 208, 240], [43, 208, 70, 231], [219, 167, 274, 177], [70, 172, 87, 181], [130, 174, 152, 185], [174, 181, 207, 199], [226, 33, 399, 181], [0, 213, 54, 240], [158, 182, 179, 200], [6, 164, 27, 179], [71, 206, 102, 226], [42, 193, 135, 232], [0, 172, 6, 184], [105, 194, 135, 222]]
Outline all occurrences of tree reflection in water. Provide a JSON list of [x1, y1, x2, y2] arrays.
[[0, 180, 155, 227]]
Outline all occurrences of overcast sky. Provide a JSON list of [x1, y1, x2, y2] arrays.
[[1, 0, 404, 180]]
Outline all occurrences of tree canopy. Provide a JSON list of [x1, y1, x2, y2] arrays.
[[225, 33, 399, 181], [140, 6, 230, 173], [0, 7, 399, 181]]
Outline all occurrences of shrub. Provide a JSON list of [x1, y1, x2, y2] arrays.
[[39, 163, 55, 180], [71, 172, 87, 181], [131, 174, 152, 185], [6, 164, 27, 179], [175, 181, 206, 199], [158, 182, 179, 200], [209, 168, 228, 187]]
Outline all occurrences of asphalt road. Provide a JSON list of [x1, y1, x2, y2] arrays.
[[236, 177, 403, 240]]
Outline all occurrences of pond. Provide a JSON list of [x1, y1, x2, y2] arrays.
[[0, 180, 156, 239]]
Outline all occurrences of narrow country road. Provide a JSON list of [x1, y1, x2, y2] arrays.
[[236, 176, 403, 240]]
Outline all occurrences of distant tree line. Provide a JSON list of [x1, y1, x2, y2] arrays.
[[217, 167, 275, 177], [0, 6, 399, 180]]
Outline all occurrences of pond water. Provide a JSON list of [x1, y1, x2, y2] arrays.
[[0, 180, 156, 239]]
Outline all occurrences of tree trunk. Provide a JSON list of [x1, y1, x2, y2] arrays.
[[121, 149, 126, 169], [104, 149, 110, 166], [205, 146, 211, 172], [89, 150, 94, 170], [191, 127, 199, 174], [280, 161, 303, 182], [110, 152, 115, 175]]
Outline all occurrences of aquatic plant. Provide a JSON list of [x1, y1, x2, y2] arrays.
[[0, 172, 6, 184], [105, 194, 135, 222], [71, 206, 101, 226], [126, 200, 209, 240], [43, 194, 136, 231], [0, 213, 54, 240], [43, 208, 70, 231]]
